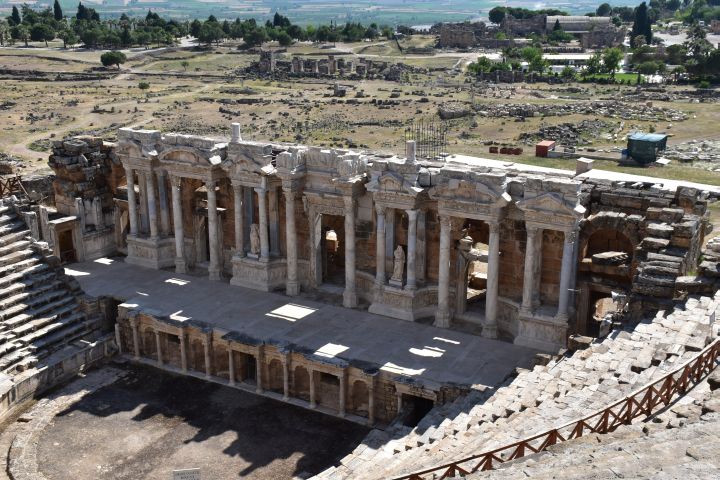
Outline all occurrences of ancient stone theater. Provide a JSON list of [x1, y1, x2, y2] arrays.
[[1, 124, 718, 479]]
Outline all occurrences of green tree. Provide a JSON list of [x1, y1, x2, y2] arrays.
[[58, 28, 78, 48], [0, 19, 9, 46], [585, 51, 603, 75], [631, 2, 652, 47], [637, 60, 659, 74], [597, 3, 612, 16], [602, 47, 624, 79], [560, 66, 576, 80], [467, 56, 495, 74], [138, 81, 150, 90], [243, 26, 267, 47], [12, 24, 29, 47], [30, 23, 55, 47], [181, 60, 190, 71], [198, 22, 224, 46], [276, 30, 292, 46], [10, 6, 21, 26], [521, 46, 547, 73], [489, 7, 506, 24], [100, 50, 126, 69], [53, 0, 63, 21]]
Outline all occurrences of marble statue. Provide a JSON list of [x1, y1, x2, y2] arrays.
[[250, 223, 260, 255], [391, 245, 405, 283]]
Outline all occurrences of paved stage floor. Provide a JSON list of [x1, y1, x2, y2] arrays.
[[67, 258, 538, 388]]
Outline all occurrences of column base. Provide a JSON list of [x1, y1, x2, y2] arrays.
[[369, 284, 437, 322], [433, 310, 451, 329], [175, 257, 187, 274], [343, 289, 358, 308], [286, 280, 300, 296], [230, 255, 286, 291], [482, 324, 498, 339], [208, 265, 221, 281], [126, 235, 176, 270], [514, 311, 568, 353]]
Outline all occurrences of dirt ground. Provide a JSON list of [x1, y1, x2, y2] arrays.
[[34, 364, 368, 480], [2, 38, 719, 185]]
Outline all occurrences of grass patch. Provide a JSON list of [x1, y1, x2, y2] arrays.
[[581, 73, 639, 85]]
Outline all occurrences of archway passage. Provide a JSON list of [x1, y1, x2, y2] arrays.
[[293, 366, 310, 401], [321, 215, 345, 286], [398, 394, 434, 427], [350, 380, 369, 418], [583, 228, 634, 261], [58, 229, 76, 264]]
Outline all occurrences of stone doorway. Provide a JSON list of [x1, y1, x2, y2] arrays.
[[321, 215, 346, 287], [455, 219, 490, 323], [398, 394, 434, 427], [58, 229, 76, 264]]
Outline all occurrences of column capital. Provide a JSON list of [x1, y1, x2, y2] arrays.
[[439, 214, 453, 228], [343, 195, 356, 210], [563, 228, 578, 243], [406, 208, 419, 220], [526, 225, 539, 237], [156, 168, 167, 178], [254, 186, 266, 194], [488, 219, 501, 234], [232, 183, 242, 193], [170, 174, 182, 188], [375, 204, 386, 217], [206, 179, 217, 190]]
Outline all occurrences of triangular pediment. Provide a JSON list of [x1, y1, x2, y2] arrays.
[[517, 192, 583, 217]]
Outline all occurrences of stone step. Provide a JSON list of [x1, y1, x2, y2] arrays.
[[0, 227, 30, 248], [0, 263, 49, 289], [0, 213, 18, 225], [0, 280, 61, 311], [13, 303, 80, 339], [0, 239, 32, 258], [0, 272, 57, 301], [0, 248, 35, 268], [0, 255, 41, 278], [3, 295, 76, 328], [17, 311, 87, 349]]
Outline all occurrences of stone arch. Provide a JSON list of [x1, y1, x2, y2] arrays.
[[293, 365, 310, 401], [350, 380, 369, 417], [578, 213, 641, 263], [267, 359, 284, 393], [140, 327, 156, 359]]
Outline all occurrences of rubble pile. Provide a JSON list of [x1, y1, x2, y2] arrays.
[[663, 140, 720, 164], [518, 119, 613, 146], [0, 152, 24, 174], [475, 100, 687, 122]]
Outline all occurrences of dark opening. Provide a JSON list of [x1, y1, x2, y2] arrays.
[[58, 230, 76, 263], [399, 394, 434, 427]]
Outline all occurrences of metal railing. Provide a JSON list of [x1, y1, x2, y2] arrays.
[[394, 338, 720, 480]]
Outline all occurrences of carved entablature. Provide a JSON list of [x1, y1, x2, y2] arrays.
[[367, 170, 426, 210], [431, 172, 511, 221], [517, 192, 586, 232], [157, 144, 226, 182], [226, 141, 274, 175], [303, 192, 347, 218], [276, 148, 308, 191], [116, 129, 161, 171]]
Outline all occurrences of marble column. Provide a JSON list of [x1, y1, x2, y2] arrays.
[[367, 379, 375, 426], [417, 211, 427, 285], [170, 176, 186, 274], [146, 172, 159, 240], [138, 172, 149, 234], [282, 356, 290, 401], [557, 229, 576, 321], [434, 215, 452, 328], [154, 330, 163, 366], [206, 180, 221, 281], [338, 371, 346, 417], [232, 184, 245, 257], [156, 170, 170, 236], [521, 226, 539, 313], [309, 371, 317, 408], [114, 324, 123, 354], [269, 188, 280, 256], [179, 332, 187, 373], [228, 349, 236, 386], [255, 186, 270, 262], [130, 318, 140, 359], [125, 168, 138, 236], [406, 209, 418, 290], [203, 339, 212, 378], [343, 196, 358, 308], [255, 349, 263, 394], [484, 220, 501, 339], [284, 188, 299, 296], [375, 205, 386, 286]]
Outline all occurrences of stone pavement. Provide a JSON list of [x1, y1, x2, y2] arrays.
[[66, 258, 538, 388]]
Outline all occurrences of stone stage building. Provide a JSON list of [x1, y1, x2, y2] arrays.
[[46, 126, 710, 356]]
